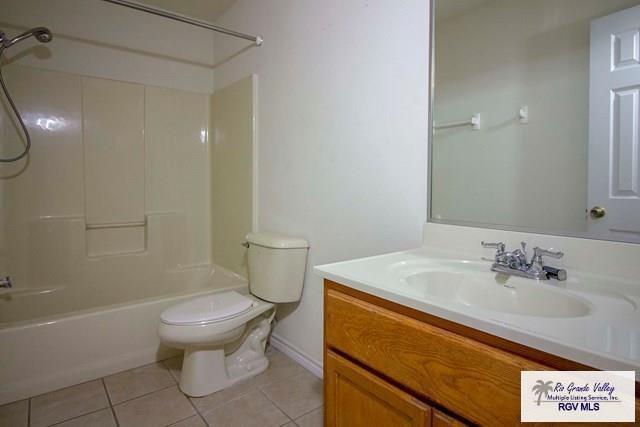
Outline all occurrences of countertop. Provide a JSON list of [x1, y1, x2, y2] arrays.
[[315, 247, 640, 380]]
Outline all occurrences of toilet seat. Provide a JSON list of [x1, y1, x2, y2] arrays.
[[160, 291, 254, 326]]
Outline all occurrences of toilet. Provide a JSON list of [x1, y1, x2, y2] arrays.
[[158, 232, 309, 397]]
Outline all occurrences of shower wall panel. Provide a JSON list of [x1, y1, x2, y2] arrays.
[[0, 65, 211, 308], [210, 76, 255, 278], [82, 77, 145, 225]]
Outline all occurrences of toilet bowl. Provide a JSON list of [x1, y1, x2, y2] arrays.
[[159, 291, 275, 396], [159, 232, 309, 397]]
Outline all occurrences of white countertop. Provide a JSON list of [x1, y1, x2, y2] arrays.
[[314, 247, 640, 380]]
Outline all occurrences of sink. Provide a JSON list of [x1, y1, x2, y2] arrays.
[[400, 271, 591, 318]]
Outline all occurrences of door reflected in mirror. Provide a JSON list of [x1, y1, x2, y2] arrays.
[[430, 0, 640, 243]]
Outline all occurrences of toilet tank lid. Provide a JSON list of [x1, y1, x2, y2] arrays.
[[246, 232, 309, 249]]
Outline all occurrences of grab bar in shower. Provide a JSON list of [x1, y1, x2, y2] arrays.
[[434, 113, 481, 131], [85, 220, 146, 230]]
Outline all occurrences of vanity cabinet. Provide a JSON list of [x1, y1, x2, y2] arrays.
[[323, 280, 639, 426]]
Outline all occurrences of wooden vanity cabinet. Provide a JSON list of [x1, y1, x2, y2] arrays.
[[323, 279, 639, 426]]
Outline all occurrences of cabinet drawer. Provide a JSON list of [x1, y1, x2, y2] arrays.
[[325, 287, 549, 426]]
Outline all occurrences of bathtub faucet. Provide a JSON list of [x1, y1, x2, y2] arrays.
[[0, 276, 11, 288]]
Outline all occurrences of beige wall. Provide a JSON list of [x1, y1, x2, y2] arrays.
[[213, 0, 430, 366], [432, 0, 640, 234], [210, 76, 255, 277]]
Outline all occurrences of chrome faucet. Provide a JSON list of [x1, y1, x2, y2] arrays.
[[481, 241, 566, 280], [0, 276, 11, 288]]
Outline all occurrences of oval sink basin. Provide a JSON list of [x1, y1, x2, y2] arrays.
[[401, 271, 591, 318]]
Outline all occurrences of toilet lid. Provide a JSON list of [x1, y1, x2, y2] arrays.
[[160, 291, 254, 326]]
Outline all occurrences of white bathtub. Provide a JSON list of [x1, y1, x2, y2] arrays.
[[0, 267, 247, 405]]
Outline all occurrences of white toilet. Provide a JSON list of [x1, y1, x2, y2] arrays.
[[158, 232, 309, 397]]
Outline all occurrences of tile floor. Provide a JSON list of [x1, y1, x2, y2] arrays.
[[0, 347, 323, 427]]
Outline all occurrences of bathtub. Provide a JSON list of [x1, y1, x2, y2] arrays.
[[0, 266, 247, 405]]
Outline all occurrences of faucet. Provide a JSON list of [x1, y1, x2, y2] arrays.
[[481, 241, 566, 280], [0, 276, 11, 288]]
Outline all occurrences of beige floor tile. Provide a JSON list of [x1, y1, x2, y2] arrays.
[[168, 415, 207, 427], [253, 349, 306, 388], [113, 386, 195, 427], [293, 407, 323, 427], [163, 356, 183, 383], [104, 362, 175, 404], [53, 408, 116, 427], [261, 371, 322, 419], [190, 376, 256, 413], [30, 380, 109, 427], [202, 390, 289, 427], [0, 399, 28, 427]]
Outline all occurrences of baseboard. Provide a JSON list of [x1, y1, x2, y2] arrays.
[[269, 333, 323, 379]]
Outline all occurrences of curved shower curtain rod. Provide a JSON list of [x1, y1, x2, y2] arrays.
[[101, 0, 264, 46]]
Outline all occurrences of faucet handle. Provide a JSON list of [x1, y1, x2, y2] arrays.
[[520, 241, 527, 253], [530, 247, 563, 274], [481, 241, 505, 254], [533, 247, 564, 259]]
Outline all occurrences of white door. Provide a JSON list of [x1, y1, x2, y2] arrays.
[[588, 5, 640, 242]]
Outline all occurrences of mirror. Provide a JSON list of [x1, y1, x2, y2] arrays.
[[430, 0, 640, 243]]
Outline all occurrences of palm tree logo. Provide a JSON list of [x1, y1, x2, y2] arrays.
[[532, 380, 554, 406]]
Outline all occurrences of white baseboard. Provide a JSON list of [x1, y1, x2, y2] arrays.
[[269, 333, 323, 379]]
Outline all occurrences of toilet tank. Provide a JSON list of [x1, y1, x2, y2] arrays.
[[246, 232, 309, 303]]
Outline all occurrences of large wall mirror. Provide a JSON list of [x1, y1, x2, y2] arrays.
[[429, 0, 640, 243]]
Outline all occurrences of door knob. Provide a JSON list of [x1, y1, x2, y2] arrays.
[[590, 206, 605, 219]]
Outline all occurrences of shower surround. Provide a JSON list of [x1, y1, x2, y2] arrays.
[[0, 64, 233, 404]]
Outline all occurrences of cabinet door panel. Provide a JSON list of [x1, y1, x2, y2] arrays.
[[432, 409, 467, 427], [325, 351, 430, 427]]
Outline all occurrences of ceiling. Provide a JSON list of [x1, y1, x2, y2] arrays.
[[435, 0, 495, 22], [139, 0, 236, 23]]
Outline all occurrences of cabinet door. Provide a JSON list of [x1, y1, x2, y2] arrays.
[[432, 409, 467, 427], [325, 351, 431, 427]]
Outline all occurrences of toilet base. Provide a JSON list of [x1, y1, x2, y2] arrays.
[[178, 316, 273, 397]]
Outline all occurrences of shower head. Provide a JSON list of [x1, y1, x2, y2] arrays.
[[33, 28, 53, 43], [0, 27, 52, 50], [0, 26, 52, 162]]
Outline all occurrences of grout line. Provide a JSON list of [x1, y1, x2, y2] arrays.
[[258, 389, 294, 425], [101, 378, 114, 407], [27, 398, 31, 427], [161, 358, 181, 384], [257, 369, 306, 392], [27, 377, 103, 400], [184, 393, 210, 427], [192, 387, 254, 419], [290, 404, 323, 423], [100, 378, 120, 427], [165, 412, 205, 427], [48, 407, 111, 427], [22, 360, 176, 412], [110, 383, 177, 407]]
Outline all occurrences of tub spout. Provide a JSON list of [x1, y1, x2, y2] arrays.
[[0, 276, 11, 288]]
